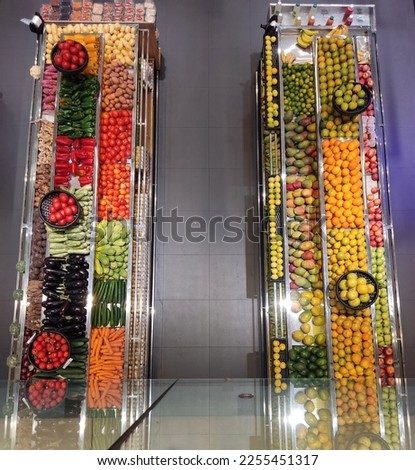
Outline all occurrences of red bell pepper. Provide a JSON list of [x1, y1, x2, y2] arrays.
[[55, 136, 73, 146]]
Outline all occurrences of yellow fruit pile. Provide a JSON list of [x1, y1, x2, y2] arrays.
[[269, 235, 283, 281], [338, 272, 376, 309], [317, 36, 360, 138], [264, 35, 279, 129], [331, 314, 375, 380], [272, 339, 287, 394], [295, 387, 333, 450], [335, 378, 380, 448], [290, 289, 326, 346], [326, 228, 368, 282]]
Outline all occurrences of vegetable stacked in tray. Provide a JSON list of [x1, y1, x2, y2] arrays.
[[87, 28, 136, 411], [26, 34, 102, 388]]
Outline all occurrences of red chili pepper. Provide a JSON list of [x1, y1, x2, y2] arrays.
[[79, 176, 93, 186], [72, 139, 81, 149], [82, 158, 94, 165], [81, 138, 96, 145], [70, 161, 77, 175], [81, 145, 95, 152], [72, 150, 87, 159], [55, 136, 73, 146], [55, 155, 69, 166], [54, 176, 69, 185]]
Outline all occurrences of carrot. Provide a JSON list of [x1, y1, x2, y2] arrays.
[[87, 327, 126, 410]]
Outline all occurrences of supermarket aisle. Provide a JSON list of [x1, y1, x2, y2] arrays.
[[152, 0, 265, 378]]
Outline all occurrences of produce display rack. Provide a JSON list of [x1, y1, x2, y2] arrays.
[[3, 15, 160, 450], [257, 3, 411, 450]]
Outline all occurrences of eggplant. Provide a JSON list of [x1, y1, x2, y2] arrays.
[[66, 289, 88, 297], [42, 289, 64, 300], [44, 268, 66, 276], [43, 281, 61, 289], [58, 323, 86, 334], [44, 307, 66, 317], [66, 272, 85, 281], [45, 257, 66, 268], [66, 280, 88, 289], [68, 306, 87, 316], [42, 300, 66, 309]]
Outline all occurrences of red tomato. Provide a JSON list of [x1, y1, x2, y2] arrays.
[[70, 63, 78, 70], [63, 206, 73, 216], [59, 192, 69, 203], [69, 46, 78, 55], [62, 51, 71, 61], [48, 214, 57, 223], [54, 55, 63, 66], [71, 205, 78, 214], [52, 201, 61, 212], [58, 218, 67, 226], [75, 43, 83, 51], [67, 197, 76, 205], [62, 60, 71, 70], [66, 40, 75, 46], [78, 58, 85, 66], [65, 214, 75, 224]]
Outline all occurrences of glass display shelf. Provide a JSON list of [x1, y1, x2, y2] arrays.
[[1, 379, 413, 450]]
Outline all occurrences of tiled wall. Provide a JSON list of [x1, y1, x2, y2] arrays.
[[0, 0, 414, 380]]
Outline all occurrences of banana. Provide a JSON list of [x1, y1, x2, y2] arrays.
[[302, 29, 319, 37], [328, 25, 349, 36], [281, 50, 287, 63], [297, 36, 311, 49]]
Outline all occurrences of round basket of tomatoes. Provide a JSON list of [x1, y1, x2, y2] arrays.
[[39, 190, 81, 229], [28, 331, 71, 372], [51, 39, 89, 74], [25, 377, 68, 414]]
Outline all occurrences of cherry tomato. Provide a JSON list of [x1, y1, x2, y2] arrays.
[[59, 192, 69, 203], [54, 55, 63, 66]]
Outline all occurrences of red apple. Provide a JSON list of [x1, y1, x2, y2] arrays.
[[385, 365, 395, 376], [385, 355, 394, 365], [384, 347, 393, 356], [386, 377, 395, 386]]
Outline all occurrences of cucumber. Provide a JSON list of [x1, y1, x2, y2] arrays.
[[65, 361, 86, 369], [55, 368, 86, 379], [70, 338, 89, 347]]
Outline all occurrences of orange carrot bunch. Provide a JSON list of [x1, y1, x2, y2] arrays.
[[88, 327, 125, 409]]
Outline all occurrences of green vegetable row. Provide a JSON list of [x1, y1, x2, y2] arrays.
[[58, 74, 99, 138], [92, 279, 127, 327], [94, 220, 130, 280]]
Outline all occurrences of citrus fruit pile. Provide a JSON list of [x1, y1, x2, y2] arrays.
[[334, 82, 368, 113], [322, 138, 364, 229], [331, 314, 375, 379], [337, 272, 376, 309]]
